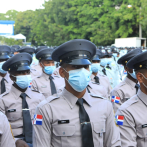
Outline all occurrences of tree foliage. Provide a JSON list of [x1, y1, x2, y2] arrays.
[[0, 0, 147, 46]]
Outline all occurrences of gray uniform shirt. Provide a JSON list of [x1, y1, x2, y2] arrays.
[[31, 72, 65, 98], [91, 73, 111, 98], [0, 111, 15, 147], [116, 89, 147, 147], [33, 88, 121, 147], [0, 72, 13, 95], [111, 77, 136, 113], [0, 85, 45, 137]]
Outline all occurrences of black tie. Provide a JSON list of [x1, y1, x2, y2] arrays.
[[76, 98, 94, 147], [49, 76, 57, 95], [20, 93, 32, 143], [135, 84, 140, 94], [94, 76, 100, 84], [106, 65, 111, 70], [102, 68, 107, 76], [1, 78, 6, 94]]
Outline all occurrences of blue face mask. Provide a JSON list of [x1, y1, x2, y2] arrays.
[[128, 70, 137, 79], [0, 61, 7, 74], [13, 75, 32, 89], [64, 68, 90, 92], [100, 58, 107, 67], [91, 63, 100, 73], [44, 66, 56, 75]]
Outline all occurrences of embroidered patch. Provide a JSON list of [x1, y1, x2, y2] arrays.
[[33, 114, 43, 125], [111, 96, 120, 103], [115, 115, 124, 125]]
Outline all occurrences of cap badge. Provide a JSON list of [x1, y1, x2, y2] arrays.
[[125, 61, 127, 63], [60, 60, 62, 62], [140, 65, 142, 68]]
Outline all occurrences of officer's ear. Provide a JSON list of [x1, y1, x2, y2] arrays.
[[59, 67, 66, 78], [39, 60, 44, 68], [9, 72, 16, 82], [124, 65, 128, 72]]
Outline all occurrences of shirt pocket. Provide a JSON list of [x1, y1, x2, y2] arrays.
[[7, 111, 22, 122], [136, 126, 147, 147], [93, 121, 105, 147], [53, 125, 76, 147]]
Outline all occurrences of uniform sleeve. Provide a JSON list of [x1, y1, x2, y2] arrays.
[[110, 89, 124, 113], [31, 79, 39, 92], [33, 103, 52, 147], [103, 102, 121, 147], [115, 108, 137, 147], [0, 114, 15, 147], [0, 98, 6, 114]]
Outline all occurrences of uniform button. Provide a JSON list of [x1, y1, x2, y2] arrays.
[[63, 132, 65, 135], [101, 129, 103, 131]]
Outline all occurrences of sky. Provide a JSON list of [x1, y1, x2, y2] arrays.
[[0, 0, 45, 13]]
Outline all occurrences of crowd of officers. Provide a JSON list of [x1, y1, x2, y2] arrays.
[[0, 40, 147, 147]]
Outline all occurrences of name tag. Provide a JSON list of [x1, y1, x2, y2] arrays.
[[58, 120, 69, 124], [142, 124, 147, 128], [41, 86, 47, 88], [8, 109, 16, 112]]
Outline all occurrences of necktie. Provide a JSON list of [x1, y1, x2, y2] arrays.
[[106, 65, 111, 70], [102, 68, 107, 76], [1, 78, 6, 94], [135, 84, 140, 94], [94, 76, 100, 84], [20, 93, 32, 143], [49, 76, 57, 95], [76, 98, 94, 147]]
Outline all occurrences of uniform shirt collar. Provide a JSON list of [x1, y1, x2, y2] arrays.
[[90, 73, 99, 80], [62, 88, 92, 109], [11, 85, 32, 100], [40, 72, 54, 81], [124, 77, 136, 88], [137, 89, 147, 106]]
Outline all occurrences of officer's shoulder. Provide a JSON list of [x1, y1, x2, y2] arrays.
[[37, 94, 60, 108], [0, 91, 10, 98], [90, 93, 108, 100], [119, 95, 138, 111]]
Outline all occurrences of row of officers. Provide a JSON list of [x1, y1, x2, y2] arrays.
[[0, 40, 147, 147]]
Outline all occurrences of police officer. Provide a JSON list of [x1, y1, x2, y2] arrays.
[[0, 111, 15, 147], [0, 45, 13, 94], [90, 50, 111, 98], [0, 53, 45, 147], [30, 46, 48, 77], [33, 39, 121, 147], [99, 49, 114, 89], [31, 48, 65, 98], [19, 46, 40, 79], [116, 51, 147, 146], [111, 49, 142, 113]]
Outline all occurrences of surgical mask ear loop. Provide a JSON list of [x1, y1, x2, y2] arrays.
[[140, 73, 147, 89], [62, 68, 69, 81]]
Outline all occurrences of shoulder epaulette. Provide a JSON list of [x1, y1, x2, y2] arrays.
[[1, 92, 9, 97], [90, 94, 107, 100]]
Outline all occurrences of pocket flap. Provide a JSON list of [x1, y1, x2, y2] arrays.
[[93, 121, 105, 133], [137, 126, 147, 138], [53, 125, 75, 136], [7, 111, 22, 121]]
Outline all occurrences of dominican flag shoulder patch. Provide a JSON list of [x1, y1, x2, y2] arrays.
[[115, 115, 124, 126], [111, 96, 120, 103], [33, 114, 43, 125]]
